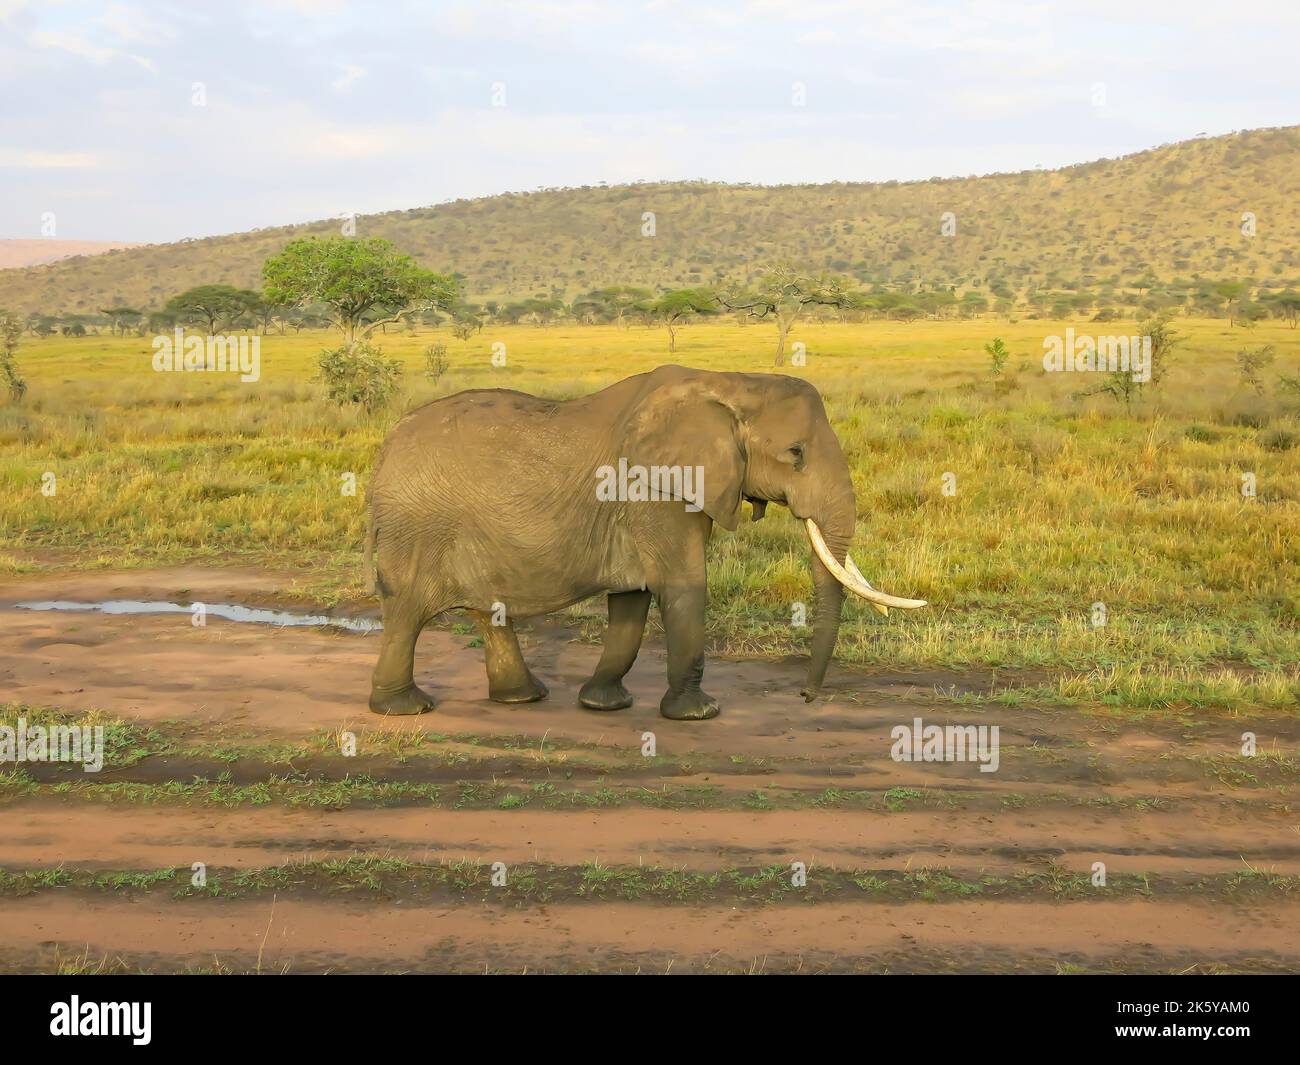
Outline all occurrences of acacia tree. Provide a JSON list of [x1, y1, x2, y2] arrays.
[[1273, 291, 1300, 329], [443, 301, 486, 340], [645, 288, 717, 352], [262, 237, 459, 343], [722, 266, 858, 364], [1215, 281, 1248, 327], [0, 310, 27, 402], [98, 306, 144, 336], [164, 285, 259, 335], [248, 291, 287, 335], [573, 285, 654, 326], [1079, 313, 1180, 414]]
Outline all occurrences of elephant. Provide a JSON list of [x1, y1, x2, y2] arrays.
[[364, 364, 925, 720]]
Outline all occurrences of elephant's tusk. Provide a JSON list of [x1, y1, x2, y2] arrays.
[[845, 555, 889, 617], [805, 519, 927, 610]]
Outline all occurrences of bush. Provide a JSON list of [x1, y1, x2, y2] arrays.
[[423, 342, 449, 381], [1260, 427, 1297, 451], [0, 311, 27, 403], [1231, 407, 1270, 429], [1236, 345, 1276, 394], [1183, 424, 1222, 444], [984, 337, 1010, 377], [315, 341, 402, 413], [1080, 312, 1180, 413]]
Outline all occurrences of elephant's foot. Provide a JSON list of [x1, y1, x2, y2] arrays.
[[659, 688, 720, 721], [488, 670, 549, 704], [369, 684, 437, 716], [579, 677, 634, 711]]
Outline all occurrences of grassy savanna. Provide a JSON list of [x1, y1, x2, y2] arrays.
[[1, 317, 1297, 713]]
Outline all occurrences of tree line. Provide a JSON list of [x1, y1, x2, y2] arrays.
[[5, 235, 1300, 413], [10, 236, 1300, 358]]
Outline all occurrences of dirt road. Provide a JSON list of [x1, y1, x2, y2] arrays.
[[1, 567, 1297, 973]]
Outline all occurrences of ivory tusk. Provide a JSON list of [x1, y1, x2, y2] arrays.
[[805, 519, 927, 610], [845, 555, 889, 616]]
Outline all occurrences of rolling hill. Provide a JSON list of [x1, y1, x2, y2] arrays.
[[0, 239, 141, 271], [3, 126, 1299, 316]]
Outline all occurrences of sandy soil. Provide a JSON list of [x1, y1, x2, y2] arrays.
[[1, 566, 1297, 974], [5, 895, 1298, 975]]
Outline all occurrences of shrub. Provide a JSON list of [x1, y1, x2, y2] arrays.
[[423, 342, 449, 381], [1183, 424, 1222, 444], [1080, 312, 1180, 413], [984, 337, 1010, 377], [315, 341, 402, 413], [1236, 345, 1276, 394], [1231, 407, 1270, 429], [1277, 372, 1300, 397], [1260, 427, 1297, 451], [0, 311, 27, 403]]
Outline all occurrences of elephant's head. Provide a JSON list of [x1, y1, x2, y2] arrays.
[[620, 367, 926, 700]]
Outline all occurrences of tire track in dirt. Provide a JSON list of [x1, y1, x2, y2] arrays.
[[3, 894, 1298, 974], [3, 803, 1299, 876], [2, 565, 1297, 974]]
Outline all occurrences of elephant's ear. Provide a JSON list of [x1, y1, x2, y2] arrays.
[[621, 384, 747, 531]]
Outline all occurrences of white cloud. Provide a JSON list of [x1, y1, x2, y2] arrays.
[[95, 3, 177, 46], [0, 148, 104, 168], [313, 127, 398, 158], [331, 63, 367, 92], [29, 30, 115, 63], [265, 0, 352, 14]]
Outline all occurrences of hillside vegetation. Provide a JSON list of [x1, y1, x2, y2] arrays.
[[4, 126, 1300, 316]]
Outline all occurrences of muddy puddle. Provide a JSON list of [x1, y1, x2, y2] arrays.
[[9, 598, 381, 633]]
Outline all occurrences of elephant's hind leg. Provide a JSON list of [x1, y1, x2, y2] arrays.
[[579, 589, 651, 711], [369, 598, 437, 716], [475, 612, 549, 704]]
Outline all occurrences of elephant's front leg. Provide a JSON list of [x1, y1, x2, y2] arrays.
[[658, 579, 720, 721], [474, 612, 549, 704], [580, 589, 652, 711]]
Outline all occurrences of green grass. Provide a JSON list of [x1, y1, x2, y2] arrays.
[[2, 856, 1297, 906], [0, 702, 764, 777], [2, 318, 1298, 713], [4, 760, 1292, 814]]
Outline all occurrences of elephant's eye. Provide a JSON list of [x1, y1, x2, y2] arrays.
[[787, 443, 806, 468]]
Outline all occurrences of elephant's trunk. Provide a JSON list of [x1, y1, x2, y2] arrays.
[[800, 491, 855, 701], [795, 459, 927, 700]]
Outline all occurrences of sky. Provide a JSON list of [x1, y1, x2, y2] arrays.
[[1, 0, 1299, 243]]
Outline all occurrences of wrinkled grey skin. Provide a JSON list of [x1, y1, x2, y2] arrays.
[[365, 365, 856, 720]]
